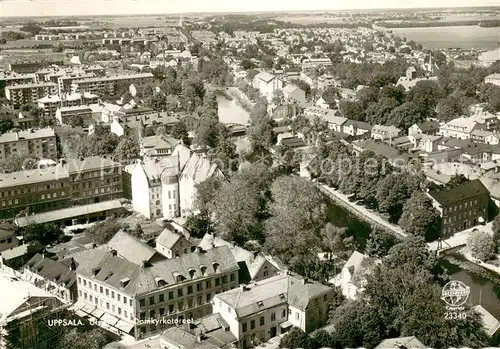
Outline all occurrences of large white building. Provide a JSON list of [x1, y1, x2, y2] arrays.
[[213, 273, 334, 349], [438, 117, 481, 140], [72, 232, 239, 339], [484, 73, 500, 87]]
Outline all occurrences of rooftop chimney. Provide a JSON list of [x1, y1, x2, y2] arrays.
[[301, 278, 308, 285]]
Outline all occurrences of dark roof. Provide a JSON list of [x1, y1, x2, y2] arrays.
[[281, 137, 306, 148], [0, 222, 15, 239], [320, 93, 336, 104], [344, 119, 372, 130], [429, 179, 490, 206], [25, 253, 77, 287]]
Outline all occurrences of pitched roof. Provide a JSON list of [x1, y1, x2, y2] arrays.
[[0, 128, 55, 143], [473, 305, 500, 337], [0, 222, 15, 239], [198, 234, 253, 263], [254, 72, 275, 83], [180, 152, 221, 184], [375, 336, 425, 349], [428, 179, 489, 206], [156, 228, 183, 249], [108, 230, 157, 265], [76, 245, 238, 296], [25, 254, 77, 288], [216, 273, 330, 318], [66, 156, 120, 174]]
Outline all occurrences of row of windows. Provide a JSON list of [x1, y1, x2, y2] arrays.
[[1, 191, 66, 206], [140, 295, 210, 318], [78, 277, 132, 307], [242, 311, 286, 333], [79, 291, 134, 321], [443, 210, 477, 224], [0, 183, 65, 197], [139, 275, 235, 307], [443, 200, 479, 213]]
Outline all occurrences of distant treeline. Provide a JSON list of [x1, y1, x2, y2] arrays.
[[378, 19, 500, 28]]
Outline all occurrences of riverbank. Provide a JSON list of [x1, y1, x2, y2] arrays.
[[317, 183, 407, 239], [224, 87, 254, 113]]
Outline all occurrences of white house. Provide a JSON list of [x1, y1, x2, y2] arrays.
[[252, 72, 283, 97], [332, 251, 372, 300], [155, 228, 192, 259], [213, 273, 334, 349], [438, 117, 481, 140], [485, 73, 500, 87], [342, 120, 372, 137], [371, 125, 402, 140]]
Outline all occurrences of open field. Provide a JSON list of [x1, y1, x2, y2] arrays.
[[0, 50, 66, 69]]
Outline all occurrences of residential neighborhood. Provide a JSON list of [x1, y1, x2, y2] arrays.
[[0, 3, 500, 349]]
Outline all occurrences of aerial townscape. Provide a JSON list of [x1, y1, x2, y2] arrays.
[[0, 1, 500, 348]]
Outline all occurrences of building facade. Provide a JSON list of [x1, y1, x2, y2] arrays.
[[6, 82, 57, 109], [428, 179, 490, 235], [0, 128, 57, 161]]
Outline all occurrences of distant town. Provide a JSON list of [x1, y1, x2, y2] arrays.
[[0, 5, 499, 349]]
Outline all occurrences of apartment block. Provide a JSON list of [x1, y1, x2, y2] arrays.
[[0, 128, 57, 161], [58, 72, 95, 94], [4, 73, 37, 87], [0, 165, 71, 219], [5, 82, 57, 109], [9, 60, 64, 74], [71, 73, 154, 96], [73, 242, 239, 339], [66, 156, 123, 206], [38, 92, 99, 118]]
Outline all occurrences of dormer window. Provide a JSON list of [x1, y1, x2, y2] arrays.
[[173, 272, 183, 283], [212, 262, 219, 273], [257, 301, 264, 307], [92, 267, 101, 276], [200, 265, 207, 276], [188, 268, 195, 280], [155, 277, 168, 287]]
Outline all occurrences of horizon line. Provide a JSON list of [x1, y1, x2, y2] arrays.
[[2, 4, 499, 19]]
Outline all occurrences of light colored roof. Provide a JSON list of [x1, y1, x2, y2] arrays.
[[283, 84, 302, 95], [0, 128, 55, 143], [486, 73, 500, 80], [474, 305, 500, 337], [156, 228, 183, 249], [6, 82, 56, 90], [343, 251, 366, 275], [66, 156, 120, 173], [141, 135, 180, 150], [76, 245, 238, 296], [372, 124, 402, 135], [375, 336, 425, 349], [38, 95, 62, 103], [0, 244, 30, 260], [0, 165, 68, 189], [442, 117, 478, 133], [58, 105, 92, 113], [108, 230, 157, 265], [254, 71, 275, 83], [180, 152, 221, 185], [323, 113, 347, 126], [216, 274, 331, 318], [0, 273, 56, 323], [73, 73, 154, 84], [15, 200, 123, 227], [199, 234, 253, 263]]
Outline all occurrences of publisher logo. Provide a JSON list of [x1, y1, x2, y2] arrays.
[[441, 280, 470, 307]]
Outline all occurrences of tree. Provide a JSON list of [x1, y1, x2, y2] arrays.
[[86, 216, 128, 245], [0, 115, 14, 134], [398, 191, 441, 241], [265, 176, 326, 264], [406, 80, 441, 117], [113, 137, 139, 162], [279, 327, 317, 349], [21, 223, 63, 246], [386, 101, 425, 130], [376, 173, 422, 223], [59, 328, 108, 349], [492, 215, 500, 252], [364, 229, 397, 258], [312, 330, 336, 349], [248, 116, 275, 153], [467, 231, 495, 261], [321, 223, 354, 260], [211, 164, 273, 244], [365, 97, 400, 125], [184, 213, 214, 238], [339, 100, 364, 121], [171, 121, 190, 145], [331, 300, 386, 349], [0, 153, 39, 173]]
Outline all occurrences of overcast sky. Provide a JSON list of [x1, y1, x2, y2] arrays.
[[1, 0, 498, 17]]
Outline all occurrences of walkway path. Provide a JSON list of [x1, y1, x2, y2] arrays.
[[317, 184, 407, 239]]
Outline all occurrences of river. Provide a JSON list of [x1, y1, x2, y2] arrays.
[[439, 258, 500, 319], [326, 198, 373, 250], [216, 91, 250, 125], [390, 26, 500, 50]]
